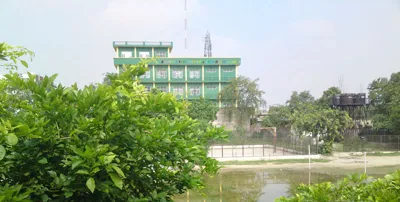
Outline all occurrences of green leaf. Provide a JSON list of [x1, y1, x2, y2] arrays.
[[0, 145, 5, 161], [76, 169, 90, 175], [86, 177, 96, 193], [71, 159, 83, 170], [38, 158, 48, 164], [109, 173, 123, 189], [91, 167, 101, 174], [112, 165, 126, 178], [64, 191, 73, 198], [6, 133, 18, 146], [0, 195, 5, 202], [104, 154, 116, 165], [20, 60, 28, 68]]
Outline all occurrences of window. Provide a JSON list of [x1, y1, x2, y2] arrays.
[[158, 86, 167, 92], [121, 51, 132, 58], [156, 69, 167, 79], [155, 52, 166, 57], [207, 85, 217, 90], [173, 86, 184, 95], [140, 71, 151, 79], [189, 70, 200, 79], [222, 68, 234, 72], [206, 68, 217, 73], [139, 52, 150, 58], [172, 70, 183, 79], [190, 86, 200, 96]]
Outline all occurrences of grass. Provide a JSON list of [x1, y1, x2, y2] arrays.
[[367, 152, 400, 156], [219, 159, 331, 165]]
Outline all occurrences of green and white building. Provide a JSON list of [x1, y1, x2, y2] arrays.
[[113, 41, 241, 107]]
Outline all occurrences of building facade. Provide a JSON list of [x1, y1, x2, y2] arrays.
[[113, 41, 241, 107]]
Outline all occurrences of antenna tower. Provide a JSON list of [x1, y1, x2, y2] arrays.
[[204, 31, 212, 57], [184, 0, 187, 53]]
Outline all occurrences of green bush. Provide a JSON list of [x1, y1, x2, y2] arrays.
[[0, 61, 225, 201], [276, 170, 400, 202]]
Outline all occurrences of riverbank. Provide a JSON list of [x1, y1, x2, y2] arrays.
[[219, 154, 400, 172]]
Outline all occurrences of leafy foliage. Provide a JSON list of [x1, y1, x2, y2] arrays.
[[316, 87, 341, 108], [0, 42, 34, 70], [368, 72, 400, 133], [0, 58, 226, 201], [219, 76, 266, 128], [187, 98, 219, 123], [286, 91, 315, 113], [276, 170, 400, 202], [262, 105, 291, 128], [102, 72, 118, 86]]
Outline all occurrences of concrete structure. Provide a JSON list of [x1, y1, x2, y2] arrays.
[[113, 41, 241, 107]]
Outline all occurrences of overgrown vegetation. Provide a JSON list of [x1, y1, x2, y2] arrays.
[[262, 89, 353, 154], [276, 170, 400, 202], [368, 72, 400, 133], [219, 76, 266, 131], [0, 43, 226, 201]]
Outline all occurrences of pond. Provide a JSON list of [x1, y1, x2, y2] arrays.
[[173, 165, 400, 202]]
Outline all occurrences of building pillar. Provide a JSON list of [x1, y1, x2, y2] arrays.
[[185, 83, 188, 98], [153, 83, 155, 88], [152, 48, 155, 57], [152, 65, 155, 81], [202, 82, 205, 98], [116, 47, 119, 57], [235, 65, 238, 78], [185, 65, 187, 81], [219, 65, 221, 80], [202, 65, 204, 81], [219, 82, 222, 108], [168, 83, 171, 93], [168, 65, 171, 81], [134, 48, 137, 58]]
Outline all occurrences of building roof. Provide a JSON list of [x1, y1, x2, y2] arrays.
[[113, 41, 173, 52]]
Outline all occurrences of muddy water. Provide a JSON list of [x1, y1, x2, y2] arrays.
[[173, 165, 400, 202]]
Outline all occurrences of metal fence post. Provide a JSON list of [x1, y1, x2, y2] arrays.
[[252, 145, 255, 156], [263, 144, 265, 156], [222, 145, 224, 158], [242, 145, 244, 157]]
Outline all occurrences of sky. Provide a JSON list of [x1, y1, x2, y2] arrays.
[[1, 0, 400, 105]]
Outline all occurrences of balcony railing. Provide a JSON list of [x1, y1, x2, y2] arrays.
[[113, 41, 173, 47]]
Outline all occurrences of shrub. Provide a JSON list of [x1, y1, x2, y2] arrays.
[[0, 61, 225, 201], [276, 170, 400, 202]]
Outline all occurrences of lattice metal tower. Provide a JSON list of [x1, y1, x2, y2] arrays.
[[204, 31, 212, 57]]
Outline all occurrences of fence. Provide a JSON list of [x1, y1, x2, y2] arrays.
[[343, 128, 400, 152], [208, 129, 319, 158]]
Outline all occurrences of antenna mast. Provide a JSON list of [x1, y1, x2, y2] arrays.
[[204, 31, 212, 57], [184, 0, 187, 53]]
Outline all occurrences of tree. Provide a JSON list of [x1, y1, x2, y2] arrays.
[[286, 91, 315, 113], [187, 98, 219, 123], [262, 105, 291, 128], [0, 54, 226, 201], [368, 72, 400, 132], [102, 72, 118, 86], [290, 103, 353, 153], [0, 42, 34, 70], [219, 76, 266, 129], [316, 87, 341, 108]]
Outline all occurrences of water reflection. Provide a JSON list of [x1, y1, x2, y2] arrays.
[[173, 169, 343, 202]]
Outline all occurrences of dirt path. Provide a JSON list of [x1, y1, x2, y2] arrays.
[[220, 155, 400, 172]]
